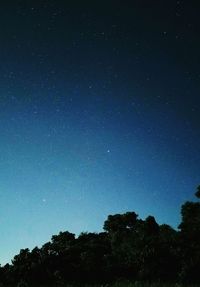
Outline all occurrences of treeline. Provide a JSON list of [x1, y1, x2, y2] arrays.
[[1, 186, 200, 286]]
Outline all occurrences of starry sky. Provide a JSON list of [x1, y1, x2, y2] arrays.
[[0, 1, 200, 265]]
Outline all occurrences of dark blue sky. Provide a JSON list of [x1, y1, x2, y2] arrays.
[[0, 1, 200, 264]]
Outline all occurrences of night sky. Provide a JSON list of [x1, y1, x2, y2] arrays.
[[1, 1, 200, 265]]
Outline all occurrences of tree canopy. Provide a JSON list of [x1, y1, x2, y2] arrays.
[[1, 186, 200, 286]]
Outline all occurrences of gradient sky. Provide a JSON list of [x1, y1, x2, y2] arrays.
[[0, 1, 200, 265]]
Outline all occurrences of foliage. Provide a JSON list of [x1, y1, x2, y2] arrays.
[[0, 186, 200, 286]]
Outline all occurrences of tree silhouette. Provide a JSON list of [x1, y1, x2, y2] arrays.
[[195, 185, 200, 198], [178, 186, 200, 283], [1, 186, 200, 286]]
